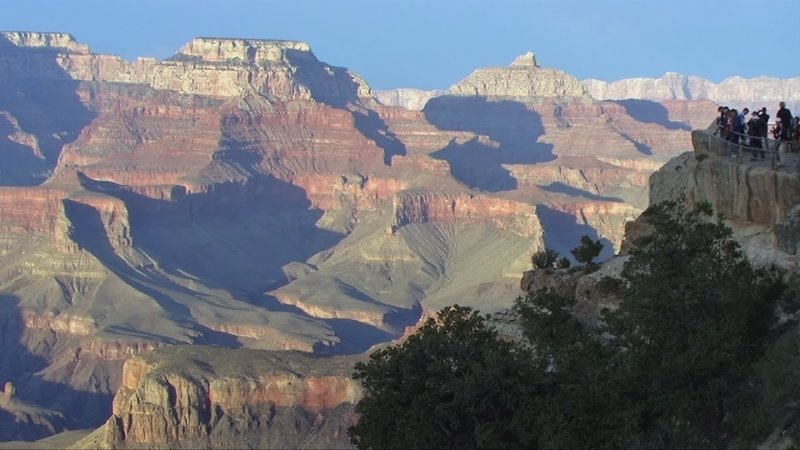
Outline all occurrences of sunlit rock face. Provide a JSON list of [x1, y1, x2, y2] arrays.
[[78, 347, 361, 449], [646, 131, 800, 269], [373, 88, 446, 111], [584, 72, 800, 113], [0, 35, 722, 442], [449, 51, 589, 99]]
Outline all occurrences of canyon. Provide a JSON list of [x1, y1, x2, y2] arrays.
[[79, 126, 800, 450], [2, 31, 788, 447]]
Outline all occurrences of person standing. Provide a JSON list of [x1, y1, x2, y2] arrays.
[[777, 102, 793, 141], [773, 103, 794, 167], [772, 119, 787, 166], [793, 116, 800, 138], [759, 107, 771, 154], [739, 108, 749, 134], [759, 107, 770, 135], [727, 109, 742, 156], [715, 106, 730, 137], [747, 111, 765, 160]]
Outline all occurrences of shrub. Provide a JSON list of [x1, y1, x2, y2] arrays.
[[570, 235, 603, 269], [531, 248, 559, 269]]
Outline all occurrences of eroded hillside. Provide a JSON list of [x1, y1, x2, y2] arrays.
[[0, 32, 708, 436]]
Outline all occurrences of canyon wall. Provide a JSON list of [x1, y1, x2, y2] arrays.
[[373, 88, 445, 111], [0, 33, 739, 443], [648, 131, 800, 268], [78, 346, 361, 449], [584, 72, 800, 114]]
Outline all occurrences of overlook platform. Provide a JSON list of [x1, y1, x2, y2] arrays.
[[648, 129, 800, 259]]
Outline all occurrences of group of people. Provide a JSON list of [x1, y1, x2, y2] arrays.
[[714, 101, 800, 164]]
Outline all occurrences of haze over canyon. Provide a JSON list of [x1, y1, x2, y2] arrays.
[[0, 31, 797, 448]]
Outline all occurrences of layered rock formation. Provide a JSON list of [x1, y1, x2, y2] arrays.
[[0, 34, 718, 443], [449, 52, 588, 99], [584, 72, 800, 113], [76, 346, 361, 449], [373, 88, 445, 111], [647, 131, 800, 268]]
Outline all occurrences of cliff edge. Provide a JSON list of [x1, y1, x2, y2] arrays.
[[647, 130, 800, 268], [74, 346, 362, 449]]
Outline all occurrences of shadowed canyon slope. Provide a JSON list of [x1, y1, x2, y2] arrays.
[[0, 32, 717, 439], [74, 129, 800, 450]]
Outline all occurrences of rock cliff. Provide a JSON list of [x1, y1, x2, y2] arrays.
[[584, 72, 800, 113], [373, 88, 445, 111], [521, 126, 800, 316], [449, 52, 589, 99], [647, 130, 800, 268], [0, 33, 726, 442], [76, 346, 361, 449], [0, 32, 370, 101], [517, 116, 800, 450]]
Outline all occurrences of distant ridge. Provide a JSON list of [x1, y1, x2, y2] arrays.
[[583, 72, 800, 113], [376, 56, 799, 113]]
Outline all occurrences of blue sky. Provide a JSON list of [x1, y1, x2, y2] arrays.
[[1, 0, 798, 90]]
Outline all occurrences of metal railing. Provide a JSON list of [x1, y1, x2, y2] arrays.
[[704, 124, 797, 170]]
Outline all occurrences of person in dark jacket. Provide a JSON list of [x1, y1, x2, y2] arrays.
[[715, 106, 730, 137], [727, 109, 742, 147], [739, 108, 750, 132], [759, 107, 770, 147], [747, 110, 765, 160], [777, 102, 793, 141]]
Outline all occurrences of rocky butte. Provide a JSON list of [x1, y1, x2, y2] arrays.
[[0, 31, 744, 446]]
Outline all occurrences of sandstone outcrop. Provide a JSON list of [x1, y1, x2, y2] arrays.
[[82, 346, 361, 449], [0, 32, 370, 101], [646, 130, 800, 269], [519, 254, 626, 324], [391, 191, 543, 238], [449, 52, 589, 99], [517, 117, 800, 332]]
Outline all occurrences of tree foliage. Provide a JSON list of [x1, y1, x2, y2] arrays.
[[513, 288, 583, 359], [597, 199, 775, 446], [350, 199, 780, 449], [532, 247, 559, 270], [570, 235, 603, 269], [348, 305, 540, 450], [556, 256, 571, 269]]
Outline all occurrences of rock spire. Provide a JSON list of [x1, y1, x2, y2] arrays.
[[511, 52, 539, 68]]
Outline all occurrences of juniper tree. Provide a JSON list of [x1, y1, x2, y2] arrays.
[[348, 305, 541, 450]]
